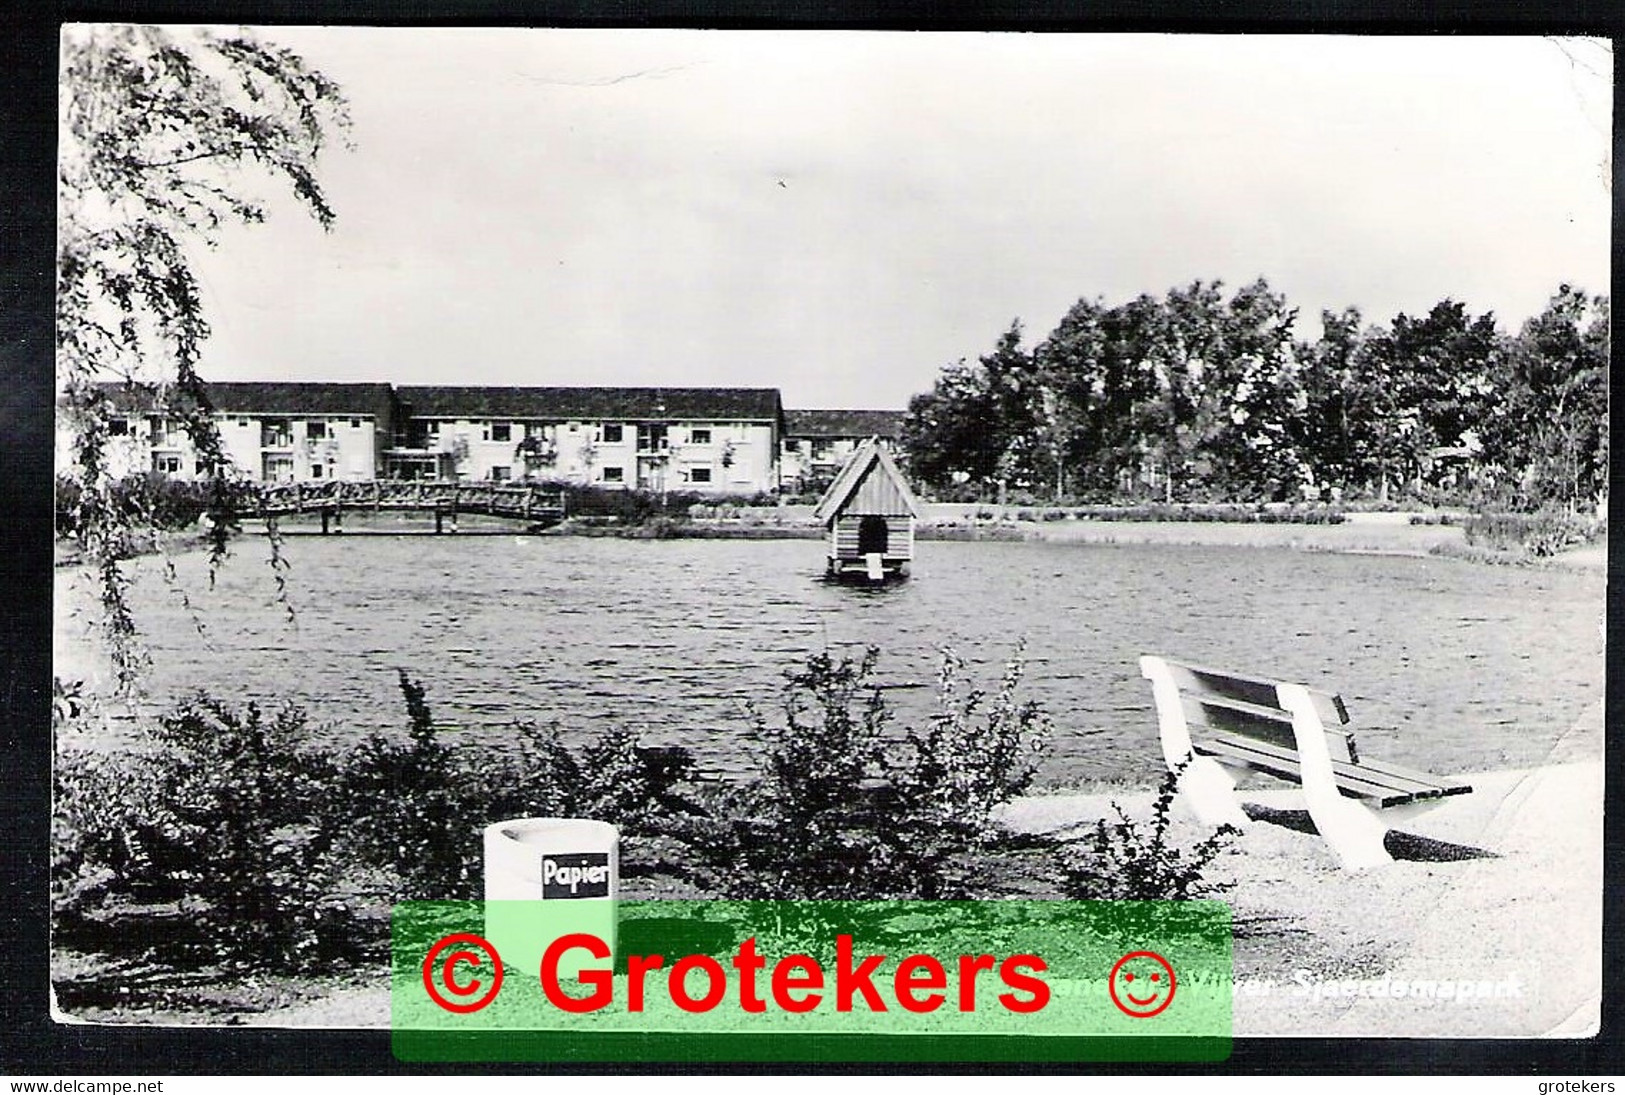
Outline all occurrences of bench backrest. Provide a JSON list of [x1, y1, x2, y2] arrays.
[[1156, 658, 1359, 764]]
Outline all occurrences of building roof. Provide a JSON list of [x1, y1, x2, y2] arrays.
[[94, 381, 398, 417], [813, 438, 921, 522], [396, 386, 783, 422], [784, 409, 906, 440]]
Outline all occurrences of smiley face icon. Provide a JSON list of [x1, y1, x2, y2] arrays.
[[1109, 950, 1177, 1018]]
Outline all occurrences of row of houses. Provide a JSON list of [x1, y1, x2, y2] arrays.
[[61, 382, 907, 496]]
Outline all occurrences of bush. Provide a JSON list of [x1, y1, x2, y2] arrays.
[[336, 671, 475, 901], [1064, 503, 1344, 524], [1463, 510, 1602, 557], [54, 673, 698, 970], [53, 745, 177, 927], [54, 692, 346, 969], [1060, 762, 1238, 904], [151, 694, 345, 966], [894, 647, 1049, 849], [677, 646, 1050, 924], [532, 482, 779, 525], [55, 472, 236, 540], [480, 722, 698, 838], [336, 672, 700, 901]]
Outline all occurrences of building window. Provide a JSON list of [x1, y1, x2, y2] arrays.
[[308, 420, 327, 439], [636, 423, 668, 453], [601, 423, 623, 444], [350, 417, 362, 429], [812, 439, 833, 460], [149, 416, 182, 447], [602, 466, 624, 483], [783, 438, 800, 453], [690, 428, 711, 445], [689, 467, 712, 484], [154, 454, 182, 475], [490, 422, 511, 442], [262, 418, 293, 448], [235, 418, 250, 429], [491, 465, 510, 482], [311, 463, 324, 479], [108, 417, 130, 436]]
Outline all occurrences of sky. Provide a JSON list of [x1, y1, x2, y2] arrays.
[[169, 29, 1611, 410]]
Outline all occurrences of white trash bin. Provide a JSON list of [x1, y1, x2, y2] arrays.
[[483, 817, 619, 982]]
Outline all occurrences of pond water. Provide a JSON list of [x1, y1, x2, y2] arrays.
[[55, 535, 1606, 787]]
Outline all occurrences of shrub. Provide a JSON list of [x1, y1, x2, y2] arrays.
[[56, 472, 237, 540], [894, 646, 1049, 848], [1065, 503, 1345, 524], [53, 745, 178, 928], [337, 673, 701, 901], [480, 722, 697, 836], [337, 671, 474, 901], [537, 482, 778, 525], [54, 671, 697, 973], [693, 647, 906, 904], [1060, 762, 1238, 905], [1463, 510, 1602, 557], [677, 646, 1051, 925], [148, 693, 345, 966], [52, 692, 348, 968]]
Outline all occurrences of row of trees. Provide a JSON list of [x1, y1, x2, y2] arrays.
[[901, 278, 1608, 510]]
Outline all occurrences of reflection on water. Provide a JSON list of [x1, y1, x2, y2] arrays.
[[55, 537, 1605, 786]]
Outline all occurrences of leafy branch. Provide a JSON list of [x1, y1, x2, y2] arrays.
[[57, 25, 349, 690]]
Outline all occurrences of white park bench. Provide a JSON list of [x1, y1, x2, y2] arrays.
[[1139, 655, 1473, 870]]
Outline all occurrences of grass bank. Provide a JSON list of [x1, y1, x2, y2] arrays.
[[55, 506, 1604, 569]]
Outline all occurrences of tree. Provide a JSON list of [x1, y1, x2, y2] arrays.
[[1032, 293, 1165, 499], [1295, 307, 1373, 498], [1031, 296, 1110, 496], [1486, 286, 1609, 510], [977, 320, 1053, 495], [900, 357, 1002, 493], [1205, 278, 1308, 501], [57, 25, 350, 688], [1342, 300, 1505, 502]]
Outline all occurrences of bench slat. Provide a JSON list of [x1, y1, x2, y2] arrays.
[[1330, 752, 1473, 798], [1162, 658, 1349, 728], [1210, 735, 1453, 797], [1194, 736, 1469, 807], [1194, 739, 1415, 806], [1181, 693, 1358, 762]]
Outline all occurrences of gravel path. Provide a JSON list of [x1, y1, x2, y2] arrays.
[[998, 699, 1604, 1038]]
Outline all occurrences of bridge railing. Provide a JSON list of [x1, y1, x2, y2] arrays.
[[254, 479, 566, 519]]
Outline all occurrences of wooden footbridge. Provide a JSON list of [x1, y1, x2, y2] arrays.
[[252, 479, 566, 533]]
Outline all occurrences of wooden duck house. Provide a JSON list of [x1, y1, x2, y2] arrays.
[[813, 438, 921, 581]]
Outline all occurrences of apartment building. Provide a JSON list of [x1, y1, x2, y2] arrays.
[[780, 409, 907, 494], [62, 382, 918, 498], [66, 382, 399, 484], [386, 386, 783, 494]]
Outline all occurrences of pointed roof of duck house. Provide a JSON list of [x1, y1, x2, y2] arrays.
[[813, 437, 922, 522]]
